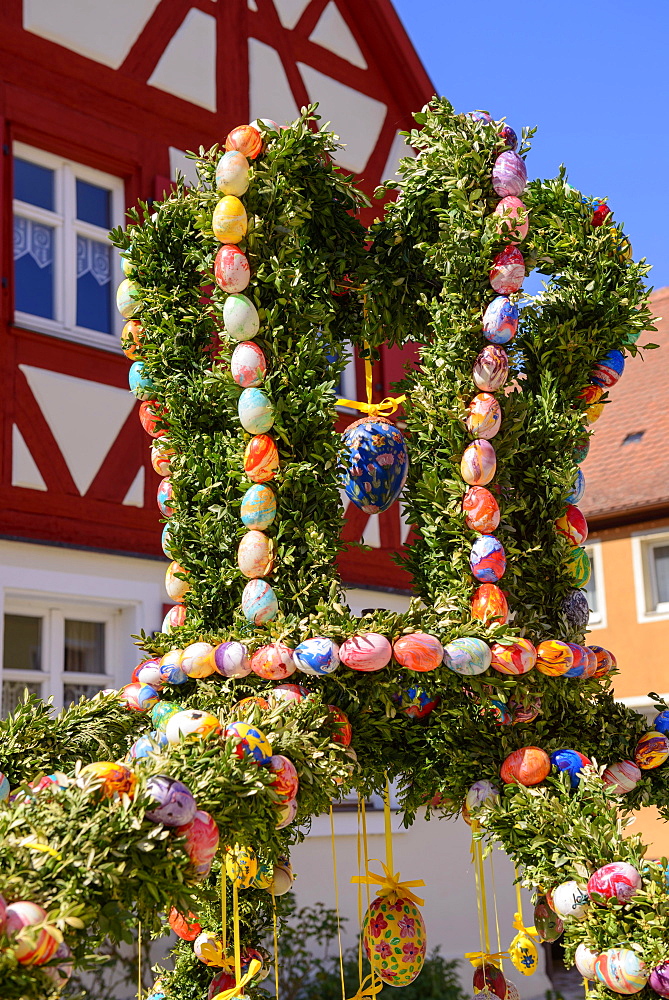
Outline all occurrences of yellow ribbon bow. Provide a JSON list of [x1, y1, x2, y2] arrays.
[[337, 394, 407, 419], [211, 958, 262, 1000], [346, 972, 385, 1000], [351, 861, 425, 907], [511, 912, 539, 939], [464, 950, 509, 968]]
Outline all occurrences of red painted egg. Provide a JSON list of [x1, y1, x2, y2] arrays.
[[139, 400, 168, 438], [587, 862, 641, 904], [463, 486, 500, 533], [244, 434, 279, 483], [328, 706, 352, 746], [214, 244, 250, 294], [225, 124, 263, 159], [489, 246, 524, 294], [471, 584, 509, 624], [267, 754, 299, 801], [588, 645, 616, 678], [555, 504, 588, 546], [168, 907, 202, 941], [473, 963, 508, 999], [500, 747, 551, 786]]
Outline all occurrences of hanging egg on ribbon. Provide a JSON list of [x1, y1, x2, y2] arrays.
[[508, 928, 539, 976], [341, 417, 408, 514], [360, 886, 427, 986]]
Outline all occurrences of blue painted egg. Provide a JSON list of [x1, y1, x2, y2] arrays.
[[130, 731, 168, 759], [482, 296, 518, 344], [567, 468, 585, 504], [241, 483, 276, 530], [161, 524, 175, 558], [293, 637, 340, 675], [393, 687, 440, 719], [551, 748, 592, 788], [469, 535, 506, 583], [443, 637, 492, 675], [0, 772, 9, 801], [242, 579, 278, 624], [238, 388, 275, 434], [499, 123, 518, 150], [341, 417, 409, 514], [591, 349, 625, 388], [654, 710, 669, 735], [129, 362, 156, 400], [563, 643, 595, 678], [467, 111, 492, 122]]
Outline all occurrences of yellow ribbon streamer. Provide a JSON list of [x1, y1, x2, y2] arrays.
[[137, 920, 142, 1000], [212, 959, 262, 1000], [351, 861, 425, 907], [488, 849, 504, 973], [221, 864, 227, 951], [21, 840, 62, 860], [330, 804, 346, 1000], [464, 951, 509, 968], [232, 882, 241, 985], [272, 897, 280, 1000], [346, 972, 384, 1000], [383, 779, 394, 876]]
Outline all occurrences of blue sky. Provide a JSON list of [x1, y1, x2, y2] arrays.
[[393, 0, 668, 292]]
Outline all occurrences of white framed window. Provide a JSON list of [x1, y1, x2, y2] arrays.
[[633, 530, 669, 622], [12, 142, 124, 351], [584, 541, 606, 629]]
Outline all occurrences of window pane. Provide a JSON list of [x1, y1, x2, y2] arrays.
[[14, 158, 54, 211], [13, 216, 55, 318], [76, 179, 111, 228], [76, 236, 112, 333], [653, 546, 669, 605], [2, 680, 42, 716], [64, 682, 106, 706], [3, 614, 43, 671], [583, 552, 598, 614], [64, 620, 106, 674]]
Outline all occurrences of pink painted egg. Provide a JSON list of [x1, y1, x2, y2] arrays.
[[162, 604, 186, 631], [473, 345, 509, 392], [494, 196, 529, 242], [392, 632, 443, 672], [469, 534, 506, 582], [461, 439, 496, 486], [465, 393, 502, 439], [650, 962, 669, 998], [212, 196, 247, 244], [176, 809, 220, 870], [555, 504, 588, 546], [587, 862, 641, 904], [6, 901, 47, 936], [214, 244, 250, 293], [471, 583, 509, 624], [462, 486, 500, 533], [165, 561, 190, 601], [535, 640, 574, 677], [237, 530, 274, 578], [181, 642, 217, 679], [251, 642, 296, 680], [489, 246, 525, 294], [226, 124, 262, 159], [340, 633, 392, 672], [267, 754, 299, 801], [157, 477, 174, 517], [492, 151, 527, 198], [269, 683, 308, 705], [602, 760, 641, 794], [276, 797, 298, 829], [231, 341, 267, 387], [490, 638, 537, 675], [215, 150, 249, 196]]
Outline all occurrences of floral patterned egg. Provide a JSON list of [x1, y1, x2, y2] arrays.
[[490, 638, 536, 675], [551, 880, 589, 920], [267, 754, 299, 801], [588, 644, 616, 678], [242, 578, 279, 623], [116, 277, 144, 318], [238, 529, 274, 579], [482, 296, 518, 344], [465, 393, 502, 439], [232, 342, 266, 387], [551, 748, 592, 787], [224, 721, 272, 763], [157, 477, 174, 517], [244, 434, 279, 483], [182, 642, 217, 678], [473, 345, 509, 392], [213, 641, 251, 678], [250, 642, 296, 680], [471, 583, 509, 624], [165, 561, 190, 601], [341, 417, 408, 514], [129, 361, 156, 400], [469, 535, 506, 582], [442, 637, 491, 675], [500, 747, 550, 786], [575, 943, 599, 980], [493, 196, 528, 242], [122, 319, 144, 359], [393, 687, 440, 719], [567, 468, 585, 504], [594, 949, 648, 994], [152, 438, 175, 477], [489, 246, 525, 294], [215, 244, 250, 293], [473, 963, 507, 998], [462, 486, 500, 534], [509, 932, 539, 976], [602, 760, 641, 794], [225, 844, 258, 887], [216, 150, 249, 196], [340, 632, 392, 672], [533, 900, 563, 942], [241, 483, 276, 530], [492, 151, 527, 198], [555, 504, 588, 546], [213, 195, 247, 244], [226, 124, 263, 159], [592, 349, 625, 388], [567, 546, 591, 588], [238, 387, 275, 434], [587, 862, 641, 904], [145, 775, 197, 827], [224, 293, 260, 340], [461, 439, 496, 486], [535, 639, 574, 677], [635, 731, 669, 769], [393, 632, 443, 672], [162, 603, 186, 631], [169, 907, 202, 942], [362, 895, 426, 987], [166, 709, 221, 744], [293, 637, 340, 675], [328, 706, 352, 745], [650, 962, 669, 998], [77, 761, 137, 798]]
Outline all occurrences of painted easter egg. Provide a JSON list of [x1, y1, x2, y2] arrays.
[[649, 962, 669, 998], [77, 761, 137, 798], [0, 773, 10, 801], [249, 117, 280, 134], [341, 417, 409, 514], [362, 895, 426, 986], [242, 579, 279, 624], [121, 319, 144, 359], [251, 642, 296, 680], [500, 747, 550, 786], [13, 920, 60, 966], [293, 637, 340, 675], [162, 603, 185, 633], [223, 293, 259, 340], [276, 798, 298, 829], [602, 760, 641, 794], [214, 244, 250, 293], [592, 349, 625, 388], [589, 645, 616, 678], [469, 535, 506, 583], [328, 706, 352, 746], [574, 434, 590, 464], [563, 643, 593, 678], [181, 642, 217, 678], [267, 754, 299, 801], [238, 387, 275, 434], [270, 683, 308, 705], [339, 633, 392, 672], [443, 637, 491, 675], [466, 110, 492, 122], [490, 638, 536, 675], [594, 949, 648, 994], [208, 971, 236, 1000], [5, 901, 47, 939], [635, 731, 669, 769], [116, 277, 144, 318], [194, 931, 228, 967], [165, 709, 221, 744], [152, 439, 175, 477], [499, 123, 518, 150], [575, 943, 599, 980], [562, 589, 590, 631], [234, 696, 270, 714], [551, 748, 592, 788], [231, 341, 266, 387], [169, 907, 202, 941], [489, 246, 524, 294], [129, 361, 156, 400], [555, 504, 588, 546], [132, 657, 163, 688], [492, 151, 527, 197], [225, 844, 258, 888], [139, 400, 167, 438], [240, 483, 276, 531], [493, 196, 528, 242], [465, 393, 502, 439], [145, 775, 197, 827], [509, 932, 539, 976], [482, 296, 518, 344], [224, 721, 272, 763], [42, 941, 73, 986], [165, 561, 190, 602], [159, 649, 188, 686], [587, 862, 641, 904], [393, 687, 440, 719], [268, 857, 294, 895], [213, 641, 251, 678], [533, 900, 563, 942], [216, 150, 250, 196], [244, 434, 279, 483], [471, 584, 509, 624], [226, 124, 263, 159], [567, 468, 586, 504], [161, 518, 174, 555], [465, 780, 500, 813], [238, 529, 274, 579], [121, 682, 159, 711], [655, 710, 669, 735], [473, 964, 507, 998], [535, 640, 574, 677], [151, 701, 183, 729], [473, 345, 509, 392], [567, 547, 591, 588], [551, 881, 589, 920], [213, 195, 247, 244], [129, 731, 168, 759], [591, 199, 612, 226], [393, 632, 443, 672], [509, 696, 542, 725], [157, 477, 174, 517], [176, 810, 219, 869], [485, 699, 513, 725], [461, 439, 496, 486], [462, 486, 500, 533]]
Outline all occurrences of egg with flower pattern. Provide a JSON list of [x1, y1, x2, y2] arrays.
[[465, 393, 502, 439], [341, 417, 408, 514], [362, 895, 426, 987]]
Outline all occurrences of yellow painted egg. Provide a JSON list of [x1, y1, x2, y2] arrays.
[[181, 642, 217, 679], [225, 844, 258, 888], [215, 150, 250, 196], [165, 561, 190, 601], [535, 640, 574, 677], [509, 931, 539, 976], [116, 278, 144, 319], [213, 196, 247, 244], [238, 530, 274, 579], [362, 895, 426, 986], [165, 709, 222, 744]]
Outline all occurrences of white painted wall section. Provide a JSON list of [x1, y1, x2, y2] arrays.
[[382, 131, 415, 182], [249, 39, 300, 127], [169, 147, 201, 189], [11, 425, 47, 492], [309, 2, 368, 69], [149, 9, 217, 111], [272, 0, 311, 29]]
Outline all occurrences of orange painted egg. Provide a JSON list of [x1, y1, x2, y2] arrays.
[[212, 196, 247, 244], [77, 761, 137, 798], [555, 504, 588, 546], [392, 632, 443, 672], [14, 921, 60, 966], [579, 383, 603, 406], [165, 561, 190, 601], [461, 439, 496, 485], [362, 895, 426, 986], [237, 530, 274, 578], [181, 642, 217, 679], [226, 124, 263, 159], [121, 319, 143, 359], [535, 640, 574, 677], [139, 400, 168, 438], [233, 696, 271, 713], [465, 393, 502, 440], [471, 583, 509, 624], [151, 438, 175, 476], [214, 244, 250, 293], [169, 907, 202, 941], [490, 638, 537, 675], [588, 645, 616, 678], [462, 486, 500, 533], [635, 731, 669, 770], [500, 747, 551, 786], [250, 642, 296, 680], [244, 434, 279, 483]]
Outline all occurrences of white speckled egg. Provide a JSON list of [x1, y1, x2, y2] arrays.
[[237, 530, 274, 578], [231, 341, 266, 387], [223, 294, 260, 341]]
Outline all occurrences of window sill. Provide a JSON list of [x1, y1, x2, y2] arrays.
[[14, 313, 122, 354]]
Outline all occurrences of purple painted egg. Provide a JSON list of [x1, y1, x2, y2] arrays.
[[213, 641, 251, 678], [461, 439, 496, 486], [465, 392, 502, 439], [462, 486, 500, 533], [469, 535, 506, 582], [635, 731, 669, 769], [602, 760, 641, 795], [473, 345, 509, 392], [467, 110, 492, 122], [499, 124, 518, 150], [231, 341, 267, 388], [340, 633, 392, 672], [145, 775, 197, 826], [587, 862, 641, 904], [492, 151, 527, 197], [493, 196, 528, 242], [650, 962, 669, 997], [490, 246, 525, 294], [591, 349, 625, 388], [482, 295, 518, 344]]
